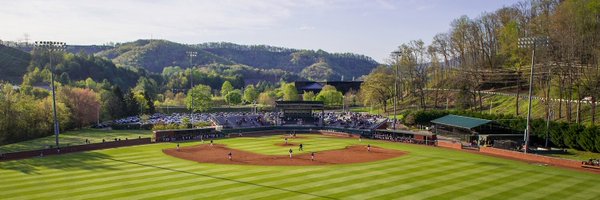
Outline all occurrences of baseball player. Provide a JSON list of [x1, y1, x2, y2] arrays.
[[367, 144, 371, 152], [177, 143, 180, 151], [210, 140, 214, 147], [311, 152, 315, 161], [285, 137, 288, 145], [228, 152, 232, 160], [289, 148, 293, 159], [299, 143, 303, 151]]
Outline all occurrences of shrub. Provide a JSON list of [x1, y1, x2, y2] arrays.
[[578, 126, 597, 152]]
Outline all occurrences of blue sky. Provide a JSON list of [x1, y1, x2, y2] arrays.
[[0, 0, 520, 63]]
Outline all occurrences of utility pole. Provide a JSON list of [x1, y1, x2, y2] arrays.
[[545, 66, 552, 148], [546, 111, 552, 148], [518, 36, 549, 154], [186, 51, 197, 127], [35, 41, 66, 150], [392, 50, 402, 130]]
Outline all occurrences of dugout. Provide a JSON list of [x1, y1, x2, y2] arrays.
[[431, 115, 522, 146], [373, 129, 437, 145], [153, 127, 220, 142], [275, 101, 324, 126]]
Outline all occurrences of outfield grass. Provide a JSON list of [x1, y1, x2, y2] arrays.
[[0, 129, 151, 153], [544, 148, 600, 161], [1, 134, 599, 199]]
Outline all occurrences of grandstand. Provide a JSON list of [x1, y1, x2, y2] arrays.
[[111, 110, 387, 130]]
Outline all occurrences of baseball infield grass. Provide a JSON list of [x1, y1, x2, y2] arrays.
[[1, 134, 599, 200]]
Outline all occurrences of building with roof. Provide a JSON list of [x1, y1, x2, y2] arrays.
[[295, 81, 362, 94], [275, 101, 325, 126], [431, 114, 522, 147]]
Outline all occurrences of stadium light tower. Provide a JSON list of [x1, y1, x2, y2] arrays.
[[187, 51, 198, 127], [518, 36, 549, 154], [391, 50, 402, 130], [34, 41, 66, 150]]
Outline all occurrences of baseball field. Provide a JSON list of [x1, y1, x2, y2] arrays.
[[1, 134, 599, 199]]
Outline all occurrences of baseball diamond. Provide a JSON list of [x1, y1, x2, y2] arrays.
[[1, 133, 599, 199]]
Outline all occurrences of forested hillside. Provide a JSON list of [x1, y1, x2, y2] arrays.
[[95, 40, 233, 72], [94, 40, 378, 81], [0, 45, 30, 83], [197, 42, 378, 80]]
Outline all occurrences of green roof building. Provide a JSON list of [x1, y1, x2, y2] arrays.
[[431, 115, 522, 147]]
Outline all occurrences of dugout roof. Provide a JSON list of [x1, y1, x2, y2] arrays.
[[431, 115, 492, 130]]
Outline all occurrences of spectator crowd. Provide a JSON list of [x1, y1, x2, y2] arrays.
[[111, 111, 387, 130]]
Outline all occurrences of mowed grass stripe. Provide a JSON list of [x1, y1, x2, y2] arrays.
[[307, 162, 496, 200], [393, 167, 523, 199], [451, 170, 560, 200], [2, 135, 600, 199], [475, 172, 571, 200], [173, 157, 433, 200], [134, 158, 418, 200], [164, 168, 331, 200], [265, 159, 470, 200], [228, 140, 351, 155], [510, 177, 591, 200], [0, 149, 170, 175], [132, 168, 322, 200], [239, 157, 446, 200], [536, 178, 600, 200], [0, 155, 173, 183], [427, 169, 537, 199], [70, 168, 277, 200], [0, 158, 213, 197], [102, 168, 293, 200], [0, 157, 180, 190]]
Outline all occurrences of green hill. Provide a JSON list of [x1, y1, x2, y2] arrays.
[[0, 44, 31, 84], [96, 40, 379, 80], [96, 40, 233, 72]]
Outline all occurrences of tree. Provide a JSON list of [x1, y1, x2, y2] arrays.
[[186, 84, 213, 112], [144, 92, 155, 114], [243, 85, 259, 103], [123, 90, 140, 117], [303, 91, 316, 101], [225, 89, 242, 105], [360, 66, 394, 111], [221, 81, 234, 97], [59, 87, 101, 128], [103, 86, 126, 119], [315, 85, 343, 107], [578, 126, 597, 152], [300, 61, 335, 81], [133, 77, 159, 100], [258, 90, 277, 106], [282, 83, 299, 101]]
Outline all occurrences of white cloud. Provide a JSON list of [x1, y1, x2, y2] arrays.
[[298, 25, 316, 31]]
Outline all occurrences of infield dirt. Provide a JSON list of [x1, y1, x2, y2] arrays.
[[163, 144, 406, 166]]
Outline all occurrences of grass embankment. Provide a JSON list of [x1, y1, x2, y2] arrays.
[[1, 134, 599, 199]]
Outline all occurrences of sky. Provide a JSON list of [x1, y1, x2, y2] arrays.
[[0, 0, 521, 63]]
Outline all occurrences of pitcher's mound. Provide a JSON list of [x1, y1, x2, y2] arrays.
[[275, 142, 298, 147], [163, 144, 406, 166]]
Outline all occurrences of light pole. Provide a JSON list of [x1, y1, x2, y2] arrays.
[[518, 36, 549, 153], [392, 50, 402, 130], [34, 41, 66, 150], [186, 51, 197, 127]]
